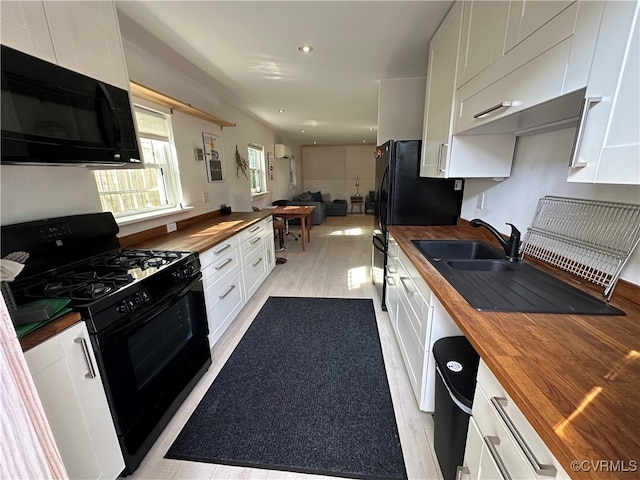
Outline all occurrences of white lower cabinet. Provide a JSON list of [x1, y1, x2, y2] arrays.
[[460, 360, 570, 480], [388, 235, 462, 412], [201, 217, 274, 347], [24, 321, 124, 480]]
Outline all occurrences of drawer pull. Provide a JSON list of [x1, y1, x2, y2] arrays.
[[219, 284, 236, 299], [491, 397, 558, 477], [474, 101, 512, 119], [74, 337, 96, 379], [386, 277, 396, 287], [213, 243, 232, 255], [252, 257, 264, 267], [484, 435, 512, 480], [455, 466, 470, 480], [249, 225, 261, 233], [250, 237, 262, 245], [387, 265, 397, 274], [569, 96, 602, 168], [214, 258, 233, 271], [399, 277, 414, 296]]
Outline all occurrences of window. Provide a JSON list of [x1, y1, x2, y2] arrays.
[[248, 144, 266, 194], [94, 106, 183, 217], [289, 157, 297, 188]]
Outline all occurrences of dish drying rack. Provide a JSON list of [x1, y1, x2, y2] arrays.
[[521, 196, 640, 300]]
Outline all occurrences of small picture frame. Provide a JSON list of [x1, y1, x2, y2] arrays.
[[203, 131, 224, 182]]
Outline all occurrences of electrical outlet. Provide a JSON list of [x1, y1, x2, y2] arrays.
[[166, 222, 177, 233], [477, 193, 485, 209], [202, 192, 210, 203]]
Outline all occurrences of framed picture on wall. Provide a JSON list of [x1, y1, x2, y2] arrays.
[[203, 131, 224, 182]]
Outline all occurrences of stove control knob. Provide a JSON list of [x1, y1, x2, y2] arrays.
[[116, 301, 129, 314], [140, 291, 150, 303]]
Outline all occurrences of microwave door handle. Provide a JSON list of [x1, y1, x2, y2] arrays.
[[96, 82, 122, 158]]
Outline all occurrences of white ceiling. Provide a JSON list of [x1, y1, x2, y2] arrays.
[[116, 1, 453, 146]]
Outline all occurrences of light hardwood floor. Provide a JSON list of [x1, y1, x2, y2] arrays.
[[129, 220, 444, 480]]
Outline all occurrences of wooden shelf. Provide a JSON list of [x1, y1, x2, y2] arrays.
[[129, 81, 236, 128]]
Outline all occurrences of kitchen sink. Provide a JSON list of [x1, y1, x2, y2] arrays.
[[411, 239, 624, 315], [413, 240, 503, 260]]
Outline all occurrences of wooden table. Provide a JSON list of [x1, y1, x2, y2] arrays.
[[350, 195, 363, 213], [271, 205, 315, 251]]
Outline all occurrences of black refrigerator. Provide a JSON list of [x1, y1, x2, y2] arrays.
[[372, 140, 464, 310]]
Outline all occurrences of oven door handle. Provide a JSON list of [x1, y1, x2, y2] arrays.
[[102, 273, 202, 340]]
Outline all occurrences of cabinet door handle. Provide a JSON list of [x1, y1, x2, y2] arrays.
[[214, 243, 232, 255], [249, 225, 261, 233], [491, 397, 558, 477], [437, 143, 448, 172], [219, 284, 236, 299], [214, 258, 233, 271], [252, 257, 264, 267], [250, 237, 262, 245], [474, 101, 512, 119], [455, 466, 470, 480], [399, 277, 414, 296], [484, 435, 512, 480], [569, 96, 602, 168], [74, 337, 96, 379]]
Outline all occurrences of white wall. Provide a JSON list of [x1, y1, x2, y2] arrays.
[[377, 77, 426, 145], [460, 127, 640, 286]]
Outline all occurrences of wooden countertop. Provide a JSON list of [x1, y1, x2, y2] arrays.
[[119, 210, 271, 253], [388, 223, 640, 480], [19, 211, 271, 351]]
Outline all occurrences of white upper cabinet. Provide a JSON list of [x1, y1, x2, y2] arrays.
[[454, 1, 604, 135], [456, 1, 509, 88], [567, 1, 640, 185], [421, 3, 515, 178], [1, 1, 129, 89], [0, 1, 56, 63]]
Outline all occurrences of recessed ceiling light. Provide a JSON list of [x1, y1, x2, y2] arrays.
[[298, 45, 313, 53], [362, 140, 366, 143], [278, 109, 285, 113], [301, 129, 305, 133], [369, 128, 375, 131], [313, 141, 317, 144]]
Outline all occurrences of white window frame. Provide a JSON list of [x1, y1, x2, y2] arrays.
[[248, 143, 267, 195], [94, 105, 183, 219], [289, 156, 297, 189]]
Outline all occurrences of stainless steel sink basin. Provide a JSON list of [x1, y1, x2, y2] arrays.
[[446, 259, 514, 272], [410, 239, 624, 315], [412, 240, 503, 260]]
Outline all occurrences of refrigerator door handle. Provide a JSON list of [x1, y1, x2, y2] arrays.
[[377, 164, 389, 232], [372, 234, 386, 253]]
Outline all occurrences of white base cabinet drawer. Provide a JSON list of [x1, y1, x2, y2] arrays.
[[205, 269, 244, 346], [200, 236, 240, 269], [202, 247, 240, 287], [467, 360, 571, 480], [242, 246, 267, 301]]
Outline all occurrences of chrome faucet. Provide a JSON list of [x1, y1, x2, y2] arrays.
[[470, 219, 521, 262]]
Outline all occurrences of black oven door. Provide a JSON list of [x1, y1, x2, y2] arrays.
[[94, 274, 210, 466]]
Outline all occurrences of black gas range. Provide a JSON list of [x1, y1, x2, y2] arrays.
[[2, 213, 211, 475]]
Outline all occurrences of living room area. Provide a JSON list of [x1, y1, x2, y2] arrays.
[[256, 143, 377, 226]]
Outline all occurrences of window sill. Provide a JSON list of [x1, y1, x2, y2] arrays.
[[251, 191, 270, 199], [114, 205, 194, 226]]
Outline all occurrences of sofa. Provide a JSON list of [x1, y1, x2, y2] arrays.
[[294, 191, 348, 219]]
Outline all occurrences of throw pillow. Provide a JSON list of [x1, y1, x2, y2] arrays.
[[311, 191, 323, 202], [298, 191, 313, 202], [321, 193, 331, 203]]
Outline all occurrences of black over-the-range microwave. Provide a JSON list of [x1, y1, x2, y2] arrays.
[[1, 45, 141, 166]]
